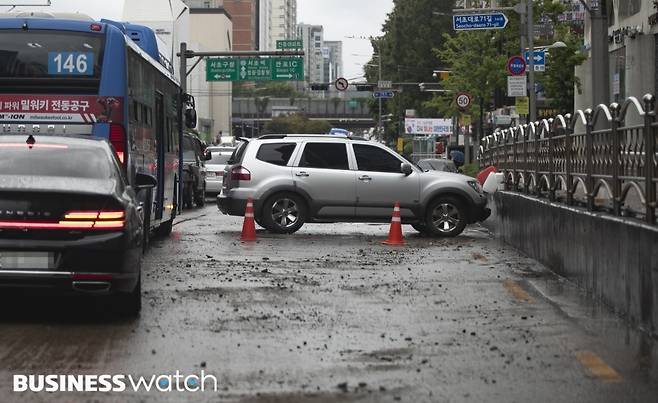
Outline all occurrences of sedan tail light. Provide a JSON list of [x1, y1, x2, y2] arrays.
[[0, 210, 126, 231], [63, 210, 125, 230], [230, 166, 251, 181]]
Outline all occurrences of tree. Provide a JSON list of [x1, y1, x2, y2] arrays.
[[425, 0, 586, 118], [363, 0, 455, 143]]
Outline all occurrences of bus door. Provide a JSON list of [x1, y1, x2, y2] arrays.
[[154, 92, 165, 220]]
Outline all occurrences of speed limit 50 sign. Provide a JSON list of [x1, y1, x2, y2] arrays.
[[455, 92, 472, 110]]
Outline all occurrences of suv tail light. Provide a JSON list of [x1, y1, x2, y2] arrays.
[[230, 166, 251, 181], [109, 124, 127, 165]]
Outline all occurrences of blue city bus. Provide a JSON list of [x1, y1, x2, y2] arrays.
[[0, 14, 189, 238]]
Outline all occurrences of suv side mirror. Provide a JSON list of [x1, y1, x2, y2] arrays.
[[401, 163, 413, 176], [204, 150, 212, 161], [135, 172, 157, 192]]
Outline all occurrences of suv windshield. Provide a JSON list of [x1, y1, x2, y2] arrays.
[[0, 30, 104, 79], [0, 139, 112, 179]]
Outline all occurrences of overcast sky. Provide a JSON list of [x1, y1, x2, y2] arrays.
[[297, 0, 393, 80], [2, 0, 394, 79]]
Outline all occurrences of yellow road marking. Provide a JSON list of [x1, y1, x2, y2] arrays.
[[575, 351, 623, 383], [503, 279, 534, 303]]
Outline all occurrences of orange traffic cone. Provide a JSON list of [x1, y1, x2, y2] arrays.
[[383, 202, 405, 246], [241, 198, 257, 242]]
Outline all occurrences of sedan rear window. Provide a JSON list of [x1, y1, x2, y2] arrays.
[[256, 143, 296, 166], [0, 142, 112, 179], [209, 153, 231, 165]]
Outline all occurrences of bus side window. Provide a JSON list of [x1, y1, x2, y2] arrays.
[[165, 118, 171, 153], [142, 105, 149, 127], [130, 100, 139, 123]]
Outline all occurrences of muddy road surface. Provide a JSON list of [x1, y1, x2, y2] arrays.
[[0, 205, 656, 402]]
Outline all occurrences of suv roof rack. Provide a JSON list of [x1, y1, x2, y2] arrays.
[[257, 134, 370, 141]]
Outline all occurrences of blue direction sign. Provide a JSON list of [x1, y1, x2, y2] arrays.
[[373, 91, 394, 99], [453, 13, 509, 30], [524, 50, 546, 65]]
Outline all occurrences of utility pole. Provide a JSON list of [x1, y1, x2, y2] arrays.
[[378, 46, 383, 141], [588, 1, 610, 108], [176, 43, 304, 212], [178, 42, 186, 214], [527, 0, 536, 123]]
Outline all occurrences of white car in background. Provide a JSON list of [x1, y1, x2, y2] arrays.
[[205, 147, 234, 195]]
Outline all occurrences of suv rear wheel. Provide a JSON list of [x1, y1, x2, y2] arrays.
[[261, 193, 307, 234], [425, 196, 467, 237]]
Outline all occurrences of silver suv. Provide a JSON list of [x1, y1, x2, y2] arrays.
[[217, 135, 490, 237]]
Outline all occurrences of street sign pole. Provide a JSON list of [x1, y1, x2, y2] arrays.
[[176, 45, 305, 211], [528, 0, 536, 123]]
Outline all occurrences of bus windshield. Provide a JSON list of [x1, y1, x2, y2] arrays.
[[0, 30, 104, 79]]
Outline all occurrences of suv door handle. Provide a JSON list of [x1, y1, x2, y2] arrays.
[[358, 175, 372, 182], [295, 172, 309, 177]]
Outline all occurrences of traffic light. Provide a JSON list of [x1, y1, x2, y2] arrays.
[[356, 84, 375, 92], [310, 83, 329, 91]]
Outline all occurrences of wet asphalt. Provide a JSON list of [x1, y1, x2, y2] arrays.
[[0, 202, 656, 403]]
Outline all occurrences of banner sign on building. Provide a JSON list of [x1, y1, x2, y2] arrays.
[[404, 118, 453, 136]]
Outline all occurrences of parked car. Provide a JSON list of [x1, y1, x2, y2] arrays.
[[205, 147, 233, 196], [0, 134, 155, 314], [217, 134, 490, 237], [417, 158, 458, 173], [182, 133, 210, 208]]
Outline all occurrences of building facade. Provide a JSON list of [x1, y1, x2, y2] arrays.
[[297, 23, 325, 85], [184, 4, 233, 136], [258, 0, 272, 50], [575, 0, 657, 115], [270, 0, 297, 47], [222, 0, 258, 50], [323, 40, 343, 83]]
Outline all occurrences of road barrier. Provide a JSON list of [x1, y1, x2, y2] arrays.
[[480, 94, 656, 225], [480, 94, 658, 336]]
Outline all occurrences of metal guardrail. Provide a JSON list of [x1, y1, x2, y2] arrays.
[[479, 94, 657, 225]]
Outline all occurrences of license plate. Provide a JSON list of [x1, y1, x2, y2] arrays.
[[0, 252, 58, 270], [207, 172, 216, 177]]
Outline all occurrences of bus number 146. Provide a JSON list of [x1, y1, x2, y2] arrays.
[[48, 52, 93, 76]]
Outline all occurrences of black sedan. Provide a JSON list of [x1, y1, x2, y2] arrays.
[[0, 134, 155, 315]]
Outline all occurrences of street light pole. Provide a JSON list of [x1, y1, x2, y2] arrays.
[[378, 49, 383, 141], [527, 0, 536, 123]]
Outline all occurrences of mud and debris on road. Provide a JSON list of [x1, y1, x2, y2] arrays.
[[0, 205, 656, 403]]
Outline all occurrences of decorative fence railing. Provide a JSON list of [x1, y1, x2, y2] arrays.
[[479, 94, 657, 225]]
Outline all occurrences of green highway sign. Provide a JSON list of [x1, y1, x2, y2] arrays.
[[276, 39, 303, 50], [206, 57, 304, 82], [271, 57, 304, 80], [206, 58, 238, 81]]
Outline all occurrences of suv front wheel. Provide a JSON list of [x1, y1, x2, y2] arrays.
[[425, 196, 467, 237], [261, 193, 307, 234]]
